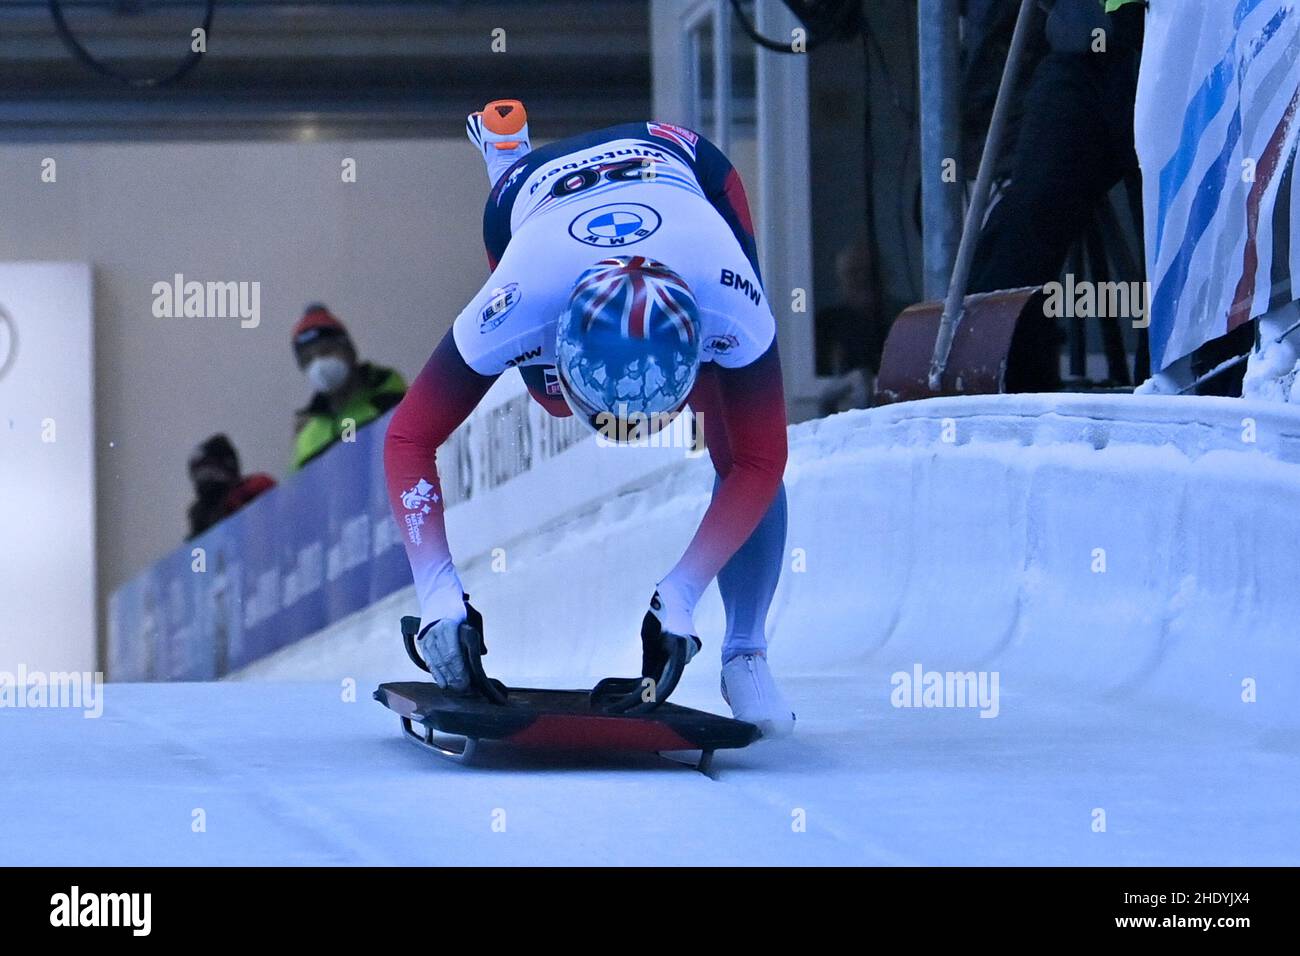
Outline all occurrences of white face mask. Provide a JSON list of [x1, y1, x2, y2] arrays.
[[307, 355, 350, 393]]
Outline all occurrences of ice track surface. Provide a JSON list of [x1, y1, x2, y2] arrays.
[[11, 395, 1300, 865], [4, 670, 1297, 866]]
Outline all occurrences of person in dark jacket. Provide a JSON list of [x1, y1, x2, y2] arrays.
[[186, 434, 276, 539], [966, 0, 1146, 390], [814, 240, 895, 414], [291, 303, 407, 470], [970, 0, 1144, 293]]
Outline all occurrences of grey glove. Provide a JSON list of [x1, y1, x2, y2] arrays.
[[416, 617, 471, 692]]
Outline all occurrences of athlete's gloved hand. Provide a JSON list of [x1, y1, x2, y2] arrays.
[[406, 597, 504, 702], [596, 589, 701, 715], [640, 589, 702, 697], [416, 614, 472, 692]]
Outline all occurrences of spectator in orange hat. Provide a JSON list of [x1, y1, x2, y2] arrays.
[[291, 303, 406, 470]]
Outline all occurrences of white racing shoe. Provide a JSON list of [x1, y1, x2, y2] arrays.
[[466, 99, 531, 186], [721, 653, 796, 739]]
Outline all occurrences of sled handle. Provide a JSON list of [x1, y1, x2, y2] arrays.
[[400, 616, 428, 673]]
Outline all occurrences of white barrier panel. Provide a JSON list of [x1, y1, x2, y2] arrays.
[[0, 263, 96, 673], [236, 394, 1300, 731]]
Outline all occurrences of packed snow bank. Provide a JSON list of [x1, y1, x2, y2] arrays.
[[236, 394, 1300, 730]]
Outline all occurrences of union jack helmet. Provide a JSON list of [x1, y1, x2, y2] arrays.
[[555, 256, 700, 441]]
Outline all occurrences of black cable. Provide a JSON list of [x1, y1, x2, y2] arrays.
[[862, 11, 907, 118], [728, 0, 855, 54], [860, 27, 883, 325], [48, 0, 215, 89], [728, 0, 806, 53], [857, 4, 920, 302]]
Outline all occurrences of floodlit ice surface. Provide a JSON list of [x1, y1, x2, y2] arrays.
[[3, 671, 1297, 866]]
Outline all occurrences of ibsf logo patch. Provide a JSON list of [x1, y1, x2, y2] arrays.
[[704, 334, 740, 355], [543, 367, 562, 396], [480, 283, 521, 333], [568, 203, 662, 247]]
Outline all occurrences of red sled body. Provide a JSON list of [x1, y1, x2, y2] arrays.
[[374, 681, 759, 774]]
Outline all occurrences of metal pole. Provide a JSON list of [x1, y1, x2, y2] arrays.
[[917, 0, 962, 301], [683, 3, 712, 132], [713, 0, 733, 155], [928, 0, 1037, 391]]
